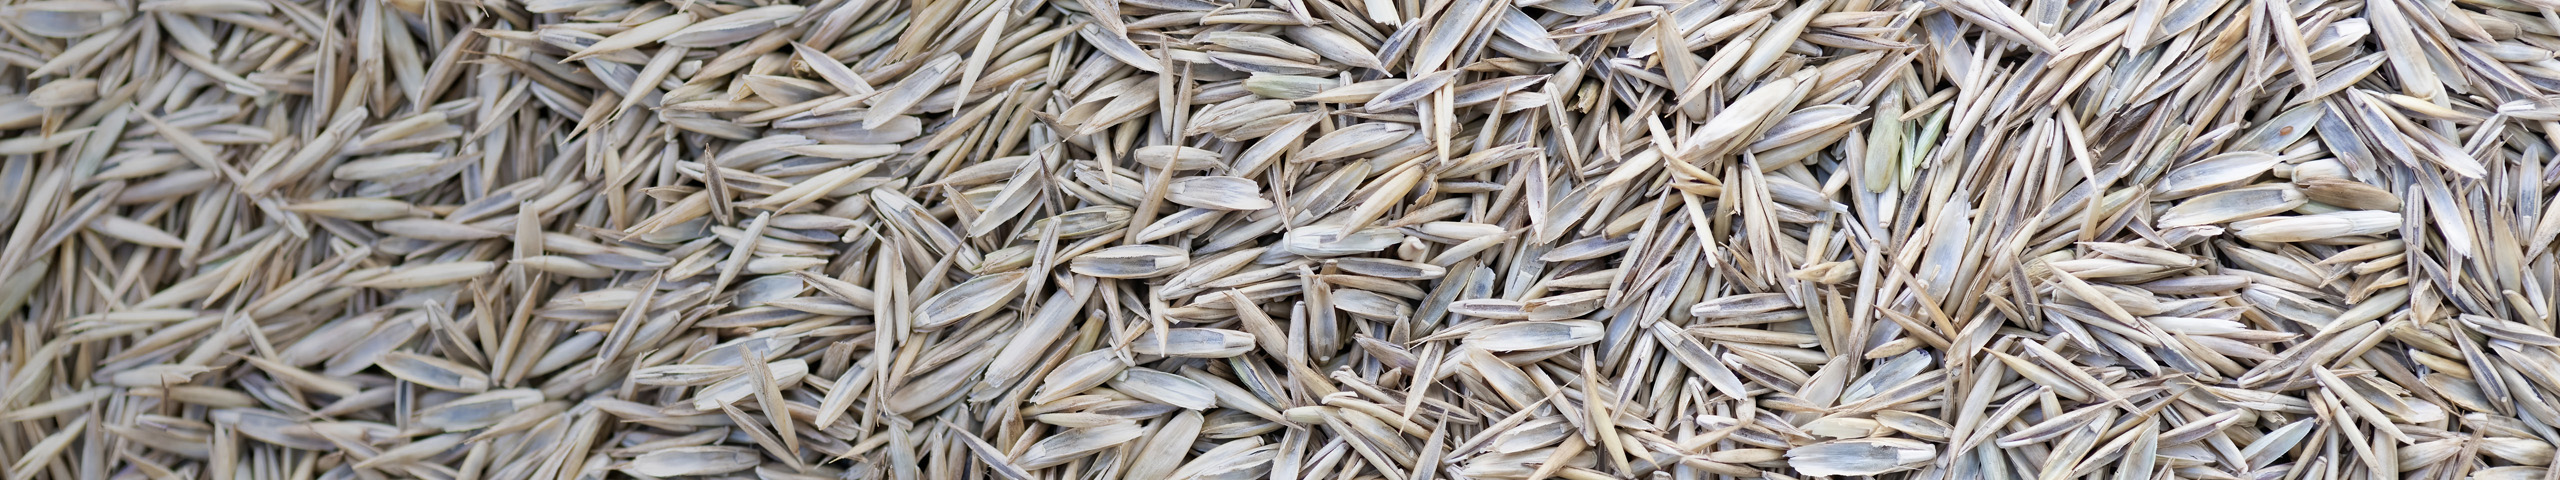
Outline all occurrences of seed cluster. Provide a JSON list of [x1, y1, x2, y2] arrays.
[[0, 0, 2545, 478]]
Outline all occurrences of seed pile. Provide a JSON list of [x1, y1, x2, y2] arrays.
[[0, 0, 2551, 477]]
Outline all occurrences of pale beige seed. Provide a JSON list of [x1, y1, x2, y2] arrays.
[[1031, 350, 1127, 403], [1296, 123, 1414, 163], [1108, 367, 1217, 410], [1133, 145, 1227, 170], [1165, 176, 1273, 210], [2295, 177, 2402, 211], [1017, 423, 1147, 469], [1464, 320, 1605, 352], [1129, 328, 1255, 358], [2159, 184, 2307, 228], [627, 446, 760, 477], [376, 351, 491, 392], [2154, 152, 2280, 199], [664, 5, 804, 47], [914, 271, 1027, 329], [2231, 210, 2401, 242], [1687, 75, 1803, 157], [355, 262, 498, 289]]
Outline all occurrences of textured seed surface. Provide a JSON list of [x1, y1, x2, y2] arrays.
[[0, 0, 2534, 478]]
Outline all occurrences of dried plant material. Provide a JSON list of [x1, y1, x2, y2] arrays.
[[1017, 422, 1146, 469], [1129, 328, 1255, 358], [1787, 438, 1936, 476], [627, 446, 762, 476], [0, 0, 2535, 478], [1069, 244, 1192, 278]]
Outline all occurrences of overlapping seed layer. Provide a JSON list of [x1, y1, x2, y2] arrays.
[[0, 0, 2550, 478]]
